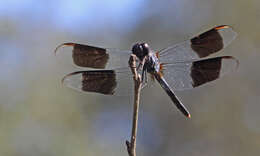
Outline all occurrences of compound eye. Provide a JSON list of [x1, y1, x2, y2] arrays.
[[132, 43, 143, 57], [141, 43, 149, 50], [141, 43, 149, 55], [143, 43, 149, 48], [132, 43, 139, 51], [136, 44, 143, 53], [138, 44, 143, 51]]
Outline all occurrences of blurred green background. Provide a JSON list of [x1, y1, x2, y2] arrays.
[[1, 0, 260, 155]]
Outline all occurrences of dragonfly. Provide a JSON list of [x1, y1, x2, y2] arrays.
[[55, 25, 239, 118]]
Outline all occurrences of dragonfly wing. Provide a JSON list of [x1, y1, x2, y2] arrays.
[[158, 25, 237, 63], [55, 42, 132, 69], [62, 68, 134, 96], [161, 56, 239, 91]]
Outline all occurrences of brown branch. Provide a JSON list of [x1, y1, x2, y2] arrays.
[[126, 54, 142, 156]]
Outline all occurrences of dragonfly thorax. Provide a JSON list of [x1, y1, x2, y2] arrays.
[[144, 53, 160, 73]]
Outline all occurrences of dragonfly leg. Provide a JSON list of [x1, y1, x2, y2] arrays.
[[141, 70, 148, 89], [136, 62, 142, 71], [141, 67, 146, 83]]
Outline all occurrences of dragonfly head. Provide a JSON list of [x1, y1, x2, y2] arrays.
[[132, 43, 150, 61]]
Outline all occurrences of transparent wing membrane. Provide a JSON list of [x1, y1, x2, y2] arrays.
[[161, 56, 239, 91], [62, 68, 134, 96], [55, 42, 132, 70], [158, 25, 237, 63]]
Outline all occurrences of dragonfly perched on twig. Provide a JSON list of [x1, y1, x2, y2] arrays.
[[55, 25, 239, 118]]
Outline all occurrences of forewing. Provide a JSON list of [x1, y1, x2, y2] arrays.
[[61, 68, 134, 96], [161, 56, 239, 90], [55, 43, 132, 69], [158, 25, 237, 63]]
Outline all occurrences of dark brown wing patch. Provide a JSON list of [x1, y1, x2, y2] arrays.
[[62, 70, 117, 95], [191, 56, 236, 87], [190, 25, 230, 58], [55, 43, 109, 69]]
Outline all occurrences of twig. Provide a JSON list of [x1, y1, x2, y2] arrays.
[[126, 54, 142, 156]]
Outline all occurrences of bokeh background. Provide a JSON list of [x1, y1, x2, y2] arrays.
[[1, 0, 260, 155]]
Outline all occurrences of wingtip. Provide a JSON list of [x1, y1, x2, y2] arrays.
[[229, 56, 239, 70], [215, 25, 237, 35], [233, 57, 240, 70], [61, 74, 68, 84], [215, 25, 230, 30], [54, 42, 75, 56], [61, 71, 78, 85], [215, 25, 236, 31], [223, 56, 240, 71]]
